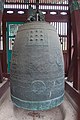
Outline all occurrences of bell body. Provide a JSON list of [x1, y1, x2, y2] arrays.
[[10, 22, 64, 110]]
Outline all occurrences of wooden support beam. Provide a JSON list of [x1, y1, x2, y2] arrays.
[[45, 14, 69, 22], [67, 9, 71, 75], [0, 0, 4, 81], [2, 16, 7, 75], [0, 20, 3, 82], [72, 10, 80, 90], [3, 10, 28, 22], [65, 81, 80, 109], [0, 57, 3, 83], [70, 0, 80, 91], [0, 80, 9, 99], [67, 51, 74, 81], [65, 82, 80, 120]]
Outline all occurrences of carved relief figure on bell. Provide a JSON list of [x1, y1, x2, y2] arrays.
[[10, 21, 65, 110]]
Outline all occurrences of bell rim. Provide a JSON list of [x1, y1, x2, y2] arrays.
[[11, 94, 64, 111]]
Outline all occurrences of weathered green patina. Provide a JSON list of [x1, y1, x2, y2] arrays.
[[11, 94, 64, 110], [10, 22, 64, 110]]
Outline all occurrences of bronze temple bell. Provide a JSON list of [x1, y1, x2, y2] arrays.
[[10, 11, 64, 110]]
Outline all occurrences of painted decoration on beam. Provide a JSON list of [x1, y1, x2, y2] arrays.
[[70, 0, 80, 13]]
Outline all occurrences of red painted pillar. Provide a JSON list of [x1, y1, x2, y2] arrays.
[[0, 0, 5, 81], [2, 14, 7, 76], [0, 56, 3, 83], [0, 18, 3, 82], [67, 9, 71, 76], [70, 0, 80, 90]]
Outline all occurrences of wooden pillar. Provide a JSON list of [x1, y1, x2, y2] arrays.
[[2, 14, 7, 75], [0, 19, 3, 82], [67, 8, 71, 76], [0, 0, 5, 82], [0, 56, 3, 83], [0, 13, 3, 82], [70, 0, 80, 90]]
